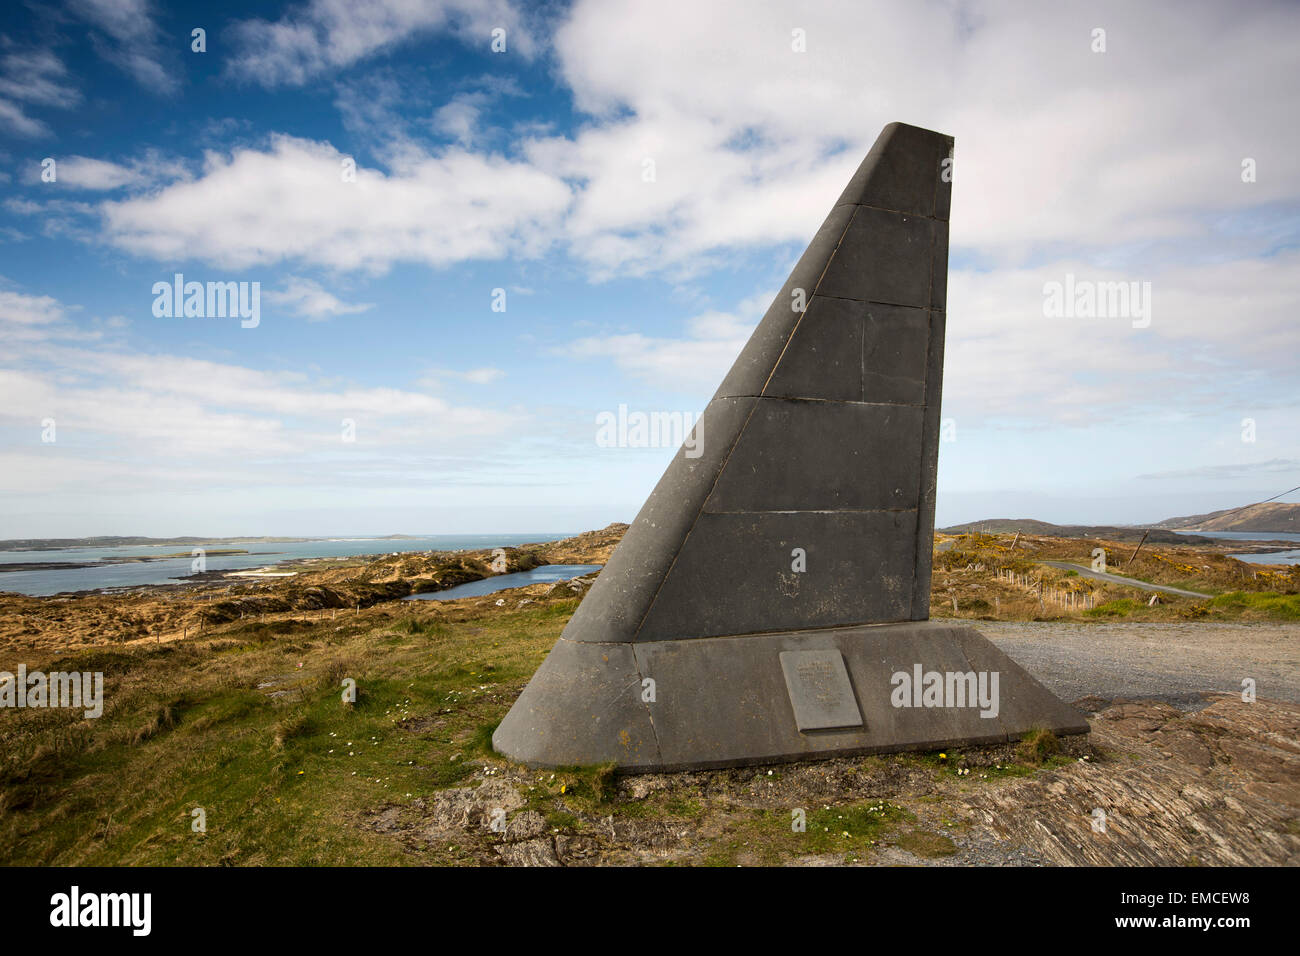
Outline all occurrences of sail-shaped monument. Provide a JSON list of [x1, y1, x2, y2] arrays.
[[494, 122, 1089, 772]]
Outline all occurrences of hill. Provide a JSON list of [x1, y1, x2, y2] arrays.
[[938, 519, 1211, 544], [1151, 501, 1300, 533]]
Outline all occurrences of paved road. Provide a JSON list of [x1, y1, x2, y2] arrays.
[[1041, 561, 1211, 599], [981, 620, 1300, 707]]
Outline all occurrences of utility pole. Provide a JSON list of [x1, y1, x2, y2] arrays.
[[1124, 530, 1150, 569]]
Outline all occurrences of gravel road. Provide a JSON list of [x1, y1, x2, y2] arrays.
[[1040, 561, 1211, 598], [981, 620, 1300, 707]]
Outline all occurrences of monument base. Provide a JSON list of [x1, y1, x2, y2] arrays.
[[492, 620, 1090, 773]]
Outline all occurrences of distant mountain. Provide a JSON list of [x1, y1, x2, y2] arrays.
[[937, 519, 1213, 544], [942, 519, 1066, 535], [1150, 502, 1300, 533]]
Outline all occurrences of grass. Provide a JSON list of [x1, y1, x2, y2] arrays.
[[1, 592, 1083, 866], [930, 532, 1300, 623], [1018, 727, 1061, 765], [1209, 591, 1300, 620], [0, 601, 568, 865], [1085, 598, 1144, 618], [549, 762, 619, 806]]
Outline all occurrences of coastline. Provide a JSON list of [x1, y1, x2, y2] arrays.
[[0, 525, 627, 653], [0, 532, 585, 597]]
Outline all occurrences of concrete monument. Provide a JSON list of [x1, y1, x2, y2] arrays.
[[494, 122, 1089, 771]]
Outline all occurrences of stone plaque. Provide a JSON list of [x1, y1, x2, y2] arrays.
[[779, 649, 863, 732]]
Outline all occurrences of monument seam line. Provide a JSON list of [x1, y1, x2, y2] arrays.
[[833, 201, 943, 222], [552, 616, 951, 648], [910, 237, 940, 619], [628, 643, 666, 764], [814, 293, 939, 311]]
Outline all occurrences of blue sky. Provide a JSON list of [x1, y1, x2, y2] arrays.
[[1, 0, 1298, 537]]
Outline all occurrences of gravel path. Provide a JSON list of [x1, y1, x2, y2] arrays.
[[981, 620, 1300, 706]]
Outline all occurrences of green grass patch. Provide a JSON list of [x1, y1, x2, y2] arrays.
[[548, 762, 619, 807], [1209, 591, 1300, 620], [396, 617, 450, 637], [0, 597, 573, 865], [544, 809, 580, 831], [1018, 727, 1061, 765]]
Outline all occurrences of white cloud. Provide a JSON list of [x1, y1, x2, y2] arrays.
[[0, 348, 522, 494], [558, 293, 769, 393], [432, 95, 483, 144], [0, 99, 47, 138], [0, 288, 66, 325], [462, 367, 505, 385], [265, 276, 373, 319], [30, 152, 184, 189], [0, 284, 522, 500], [72, 1, 1298, 282], [537, 0, 1300, 269], [0, 49, 80, 108], [228, 0, 537, 88], [941, 252, 1300, 425], [0, 49, 79, 137], [419, 366, 507, 387], [59, 157, 142, 190], [68, 0, 178, 93], [424, 76, 526, 146], [99, 135, 572, 271]]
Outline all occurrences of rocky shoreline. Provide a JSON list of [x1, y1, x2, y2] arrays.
[[0, 525, 626, 653]]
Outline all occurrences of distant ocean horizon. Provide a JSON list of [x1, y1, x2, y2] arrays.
[[0, 533, 577, 597]]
